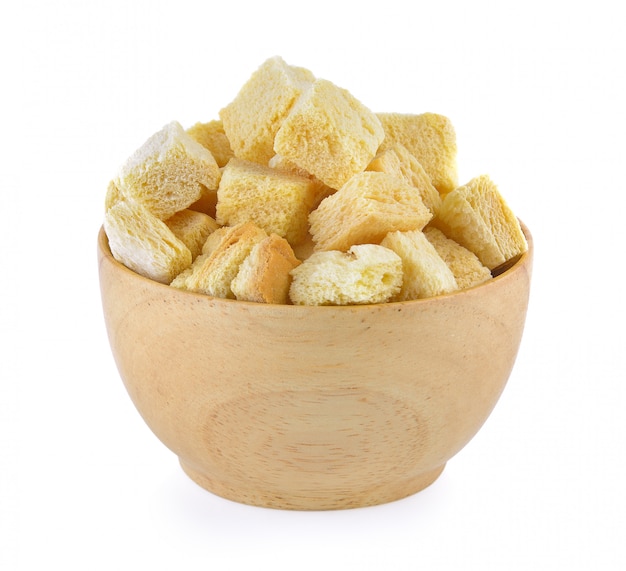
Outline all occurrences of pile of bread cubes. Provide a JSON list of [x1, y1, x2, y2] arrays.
[[104, 56, 527, 306]]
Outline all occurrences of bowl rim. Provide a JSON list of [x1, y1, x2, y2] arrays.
[[98, 220, 533, 310]]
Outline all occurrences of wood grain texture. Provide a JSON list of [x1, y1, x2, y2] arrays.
[[98, 223, 533, 510]]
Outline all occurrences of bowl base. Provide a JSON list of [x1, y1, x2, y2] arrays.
[[179, 460, 445, 511]]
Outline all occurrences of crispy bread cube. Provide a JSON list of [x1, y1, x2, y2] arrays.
[[434, 174, 527, 270], [377, 113, 458, 195], [274, 79, 384, 190], [104, 199, 192, 284], [219, 56, 315, 165], [170, 221, 267, 298], [380, 230, 458, 300], [164, 209, 220, 259], [423, 227, 492, 289], [186, 119, 234, 167], [289, 244, 402, 306], [367, 143, 442, 216], [216, 158, 318, 246], [231, 234, 301, 304], [308, 171, 432, 252], [114, 121, 221, 220]]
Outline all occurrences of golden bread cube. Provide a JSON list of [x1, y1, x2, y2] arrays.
[[435, 174, 527, 270], [289, 244, 403, 306], [219, 56, 315, 165], [381, 230, 458, 300], [274, 78, 384, 190], [377, 113, 458, 195], [231, 234, 301, 304], [309, 171, 432, 252], [114, 121, 220, 220], [216, 158, 318, 246], [104, 199, 192, 284]]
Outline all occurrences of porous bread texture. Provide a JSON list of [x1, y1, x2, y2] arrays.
[[104, 198, 192, 284], [216, 158, 318, 246], [170, 221, 267, 298], [308, 171, 433, 252], [380, 230, 458, 300], [289, 244, 403, 306], [274, 78, 385, 190], [434, 174, 527, 270], [114, 121, 221, 220], [186, 120, 234, 167], [377, 113, 458, 195], [219, 56, 315, 165], [367, 143, 442, 216], [231, 234, 301, 304], [164, 209, 220, 259], [268, 153, 334, 208], [423, 227, 492, 290]]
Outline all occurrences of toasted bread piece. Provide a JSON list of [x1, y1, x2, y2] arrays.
[[164, 209, 220, 259], [216, 158, 318, 246], [367, 143, 442, 216], [309, 171, 433, 252], [186, 120, 234, 167], [170, 221, 267, 298], [289, 244, 403, 306], [377, 113, 457, 195], [274, 78, 384, 190], [104, 198, 192, 284], [114, 121, 221, 220], [423, 226, 492, 289], [381, 230, 458, 300], [434, 174, 527, 270], [231, 234, 301, 304], [219, 56, 315, 165], [268, 153, 334, 208]]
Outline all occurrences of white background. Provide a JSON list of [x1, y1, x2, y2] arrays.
[[2, 0, 625, 569]]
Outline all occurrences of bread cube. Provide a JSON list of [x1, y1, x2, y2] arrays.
[[216, 158, 318, 246], [114, 121, 221, 220], [367, 143, 442, 215], [423, 227, 492, 289], [434, 174, 527, 270], [104, 198, 192, 284], [171, 221, 267, 298], [274, 79, 384, 190], [231, 234, 301, 304], [309, 171, 432, 252], [186, 119, 234, 167], [219, 56, 315, 165], [380, 230, 458, 300], [164, 209, 220, 259], [377, 113, 458, 195], [289, 244, 403, 306]]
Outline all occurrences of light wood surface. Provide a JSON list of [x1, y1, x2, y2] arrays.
[[98, 223, 533, 510]]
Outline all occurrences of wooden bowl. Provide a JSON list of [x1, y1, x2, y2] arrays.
[[97, 223, 533, 510]]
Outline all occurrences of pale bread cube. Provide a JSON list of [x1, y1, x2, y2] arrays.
[[170, 221, 267, 298], [114, 121, 221, 220], [186, 119, 234, 167], [381, 230, 458, 300], [377, 113, 458, 195], [289, 244, 403, 306], [434, 174, 527, 270], [104, 199, 192, 284], [423, 227, 492, 289], [231, 234, 301, 304], [274, 78, 384, 190], [164, 209, 220, 259], [216, 158, 318, 246], [367, 143, 442, 215], [219, 56, 315, 165], [308, 171, 432, 252]]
